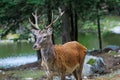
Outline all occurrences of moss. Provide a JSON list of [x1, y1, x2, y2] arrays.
[[108, 51, 118, 55], [87, 58, 96, 65]]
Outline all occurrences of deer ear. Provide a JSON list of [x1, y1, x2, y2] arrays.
[[47, 28, 53, 35], [31, 29, 39, 35]]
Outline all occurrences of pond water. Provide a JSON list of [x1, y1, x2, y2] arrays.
[[0, 42, 35, 58], [0, 42, 37, 68], [78, 32, 120, 50], [0, 54, 37, 68]]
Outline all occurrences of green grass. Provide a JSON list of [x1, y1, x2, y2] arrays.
[[6, 69, 45, 80]]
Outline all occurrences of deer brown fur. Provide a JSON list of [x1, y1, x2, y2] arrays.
[[41, 41, 87, 80]]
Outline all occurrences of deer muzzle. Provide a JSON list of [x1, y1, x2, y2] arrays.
[[33, 44, 41, 50]]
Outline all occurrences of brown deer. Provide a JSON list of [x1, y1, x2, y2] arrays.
[[29, 9, 87, 80]]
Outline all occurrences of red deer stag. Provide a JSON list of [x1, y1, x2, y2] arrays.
[[29, 9, 87, 80]]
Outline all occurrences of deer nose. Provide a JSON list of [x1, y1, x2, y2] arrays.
[[33, 45, 37, 49]]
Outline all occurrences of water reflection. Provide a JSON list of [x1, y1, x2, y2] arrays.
[[0, 42, 35, 58], [0, 54, 37, 68]]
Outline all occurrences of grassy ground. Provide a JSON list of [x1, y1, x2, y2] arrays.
[[0, 69, 45, 80], [0, 68, 120, 80]]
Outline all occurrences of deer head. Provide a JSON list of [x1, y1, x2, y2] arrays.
[[29, 8, 64, 50]]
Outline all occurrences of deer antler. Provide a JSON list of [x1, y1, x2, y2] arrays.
[[29, 10, 40, 30], [46, 8, 64, 28]]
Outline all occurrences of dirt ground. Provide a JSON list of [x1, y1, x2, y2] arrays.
[[0, 51, 120, 80]]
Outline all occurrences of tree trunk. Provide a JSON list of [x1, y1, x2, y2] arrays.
[[71, 9, 78, 41], [61, 4, 78, 43], [70, 5, 74, 41], [74, 10, 78, 41], [61, 5, 71, 44], [97, 5, 102, 51]]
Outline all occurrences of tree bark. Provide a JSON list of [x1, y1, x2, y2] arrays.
[[71, 9, 78, 41], [61, 4, 78, 43], [74, 10, 78, 41], [61, 5, 71, 44], [97, 4, 102, 51], [70, 5, 74, 41]]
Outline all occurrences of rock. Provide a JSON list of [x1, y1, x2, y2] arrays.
[[82, 55, 106, 77], [91, 57, 106, 74], [103, 45, 119, 53]]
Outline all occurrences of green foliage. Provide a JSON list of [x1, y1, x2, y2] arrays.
[[27, 0, 45, 6], [19, 34, 29, 40], [83, 21, 97, 30], [101, 15, 120, 32], [81, 15, 120, 34], [0, 29, 3, 34], [0, 0, 45, 24], [0, 0, 120, 40]]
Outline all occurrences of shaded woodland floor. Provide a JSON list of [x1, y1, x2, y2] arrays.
[[0, 51, 120, 80]]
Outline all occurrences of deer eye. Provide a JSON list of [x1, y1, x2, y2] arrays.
[[43, 36, 47, 38]]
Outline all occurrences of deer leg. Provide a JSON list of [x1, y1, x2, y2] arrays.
[[79, 67, 83, 80], [77, 59, 86, 80], [47, 73, 54, 80], [61, 75, 65, 80], [73, 69, 77, 79], [73, 68, 81, 80]]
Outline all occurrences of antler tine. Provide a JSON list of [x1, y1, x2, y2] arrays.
[[29, 18, 35, 27], [53, 8, 64, 24], [46, 8, 64, 28], [58, 7, 64, 17], [29, 10, 40, 30]]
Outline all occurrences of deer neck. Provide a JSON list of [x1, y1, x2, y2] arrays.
[[41, 42, 55, 72], [41, 40, 55, 63], [41, 39, 54, 55]]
